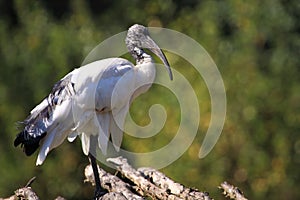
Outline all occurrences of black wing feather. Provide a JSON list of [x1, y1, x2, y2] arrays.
[[14, 74, 75, 156]]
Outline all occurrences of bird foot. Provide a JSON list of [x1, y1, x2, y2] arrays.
[[93, 188, 107, 200]]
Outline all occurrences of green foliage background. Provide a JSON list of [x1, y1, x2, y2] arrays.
[[0, 0, 299, 199]]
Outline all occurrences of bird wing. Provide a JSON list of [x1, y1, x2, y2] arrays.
[[95, 59, 135, 153], [110, 104, 129, 152], [15, 57, 143, 162], [14, 70, 77, 160], [72, 58, 135, 155]]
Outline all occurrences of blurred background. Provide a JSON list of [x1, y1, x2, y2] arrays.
[[0, 0, 299, 199]]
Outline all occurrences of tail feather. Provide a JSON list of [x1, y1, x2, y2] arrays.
[[14, 129, 47, 156]]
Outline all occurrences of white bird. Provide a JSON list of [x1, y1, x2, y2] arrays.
[[14, 24, 173, 199]]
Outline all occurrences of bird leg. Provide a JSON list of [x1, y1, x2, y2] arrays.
[[88, 135, 107, 199], [88, 152, 106, 199]]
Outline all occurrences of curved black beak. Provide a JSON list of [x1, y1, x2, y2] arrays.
[[143, 36, 173, 80]]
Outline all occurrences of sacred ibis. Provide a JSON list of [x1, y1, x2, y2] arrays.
[[14, 24, 173, 198]]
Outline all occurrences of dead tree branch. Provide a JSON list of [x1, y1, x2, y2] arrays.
[[0, 177, 66, 200], [106, 156, 212, 200], [219, 181, 248, 200], [1, 157, 248, 200], [84, 164, 143, 199], [0, 177, 40, 200]]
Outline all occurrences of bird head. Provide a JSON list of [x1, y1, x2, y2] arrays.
[[125, 24, 173, 80]]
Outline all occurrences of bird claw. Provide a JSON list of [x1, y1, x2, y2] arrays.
[[94, 188, 107, 200]]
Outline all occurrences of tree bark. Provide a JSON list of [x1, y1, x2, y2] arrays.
[[219, 181, 248, 200], [1, 156, 248, 200]]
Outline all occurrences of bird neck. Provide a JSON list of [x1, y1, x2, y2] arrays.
[[134, 53, 156, 89], [130, 59, 156, 103]]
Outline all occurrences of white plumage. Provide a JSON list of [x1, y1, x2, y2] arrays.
[[14, 24, 172, 198], [33, 56, 156, 165]]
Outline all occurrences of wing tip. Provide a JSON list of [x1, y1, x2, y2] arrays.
[[14, 130, 46, 156]]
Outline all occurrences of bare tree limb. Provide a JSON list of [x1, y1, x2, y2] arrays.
[[106, 156, 212, 200], [0, 177, 66, 200], [138, 167, 211, 200], [1, 157, 249, 200], [107, 157, 176, 200], [84, 164, 143, 199], [219, 181, 248, 200], [0, 185, 39, 200]]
